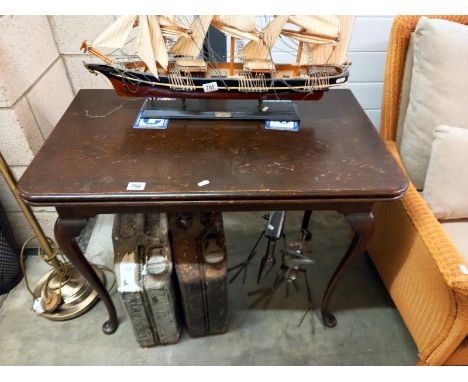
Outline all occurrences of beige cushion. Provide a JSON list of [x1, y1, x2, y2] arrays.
[[422, 125, 468, 219], [441, 220, 468, 262], [396, 34, 414, 148], [399, 17, 468, 189]]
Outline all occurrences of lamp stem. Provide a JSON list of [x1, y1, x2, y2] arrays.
[[0, 151, 55, 260]]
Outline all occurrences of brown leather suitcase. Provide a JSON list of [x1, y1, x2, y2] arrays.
[[169, 212, 228, 337], [113, 213, 180, 347]]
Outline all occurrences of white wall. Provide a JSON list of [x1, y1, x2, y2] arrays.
[[347, 16, 393, 129]]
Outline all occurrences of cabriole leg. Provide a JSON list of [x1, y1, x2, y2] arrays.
[[54, 217, 118, 334], [321, 212, 374, 327]]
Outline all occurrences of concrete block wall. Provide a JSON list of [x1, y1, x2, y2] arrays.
[[0, 15, 76, 246], [48, 16, 116, 94], [0, 15, 393, 246], [0, 15, 122, 247]]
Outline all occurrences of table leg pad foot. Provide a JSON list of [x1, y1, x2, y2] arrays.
[[102, 320, 117, 335], [322, 313, 337, 328]]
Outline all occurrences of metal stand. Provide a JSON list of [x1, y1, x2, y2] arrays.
[[247, 211, 316, 327], [0, 151, 105, 321], [0, 152, 54, 259], [139, 98, 301, 122], [32, 264, 105, 321], [248, 265, 312, 311], [228, 210, 313, 285], [228, 211, 287, 284]]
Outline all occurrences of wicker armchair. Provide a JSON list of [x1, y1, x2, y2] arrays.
[[367, 16, 468, 366]]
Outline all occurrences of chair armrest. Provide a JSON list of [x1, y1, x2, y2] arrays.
[[384, 140, 468, 297]]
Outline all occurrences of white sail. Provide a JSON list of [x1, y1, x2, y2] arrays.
[[169, 15, 213, 58], [281, 29, 337, 45], [211, 15, 259, 41], [242, 15, 289, 61], [216, 15, 256, 32], [136, 16, 160, 78], [147, 16, 169, 70], [158, 15, 189, 38], [158, 15, 176, 26], [288, 16, 340, 41], [300, 16, 355, 66], [300, 43, 334, 66], [92, 15, 136, 49], [327, 16, 354, 65]]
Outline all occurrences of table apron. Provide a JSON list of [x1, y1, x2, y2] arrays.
[[54, 198, 384, 218]]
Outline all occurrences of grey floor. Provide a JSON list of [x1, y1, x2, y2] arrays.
[[0, 211, 418, 365]]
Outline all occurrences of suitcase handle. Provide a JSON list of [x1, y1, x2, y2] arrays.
[[145, 246, 169, 275], [201, 232, 225, 265]]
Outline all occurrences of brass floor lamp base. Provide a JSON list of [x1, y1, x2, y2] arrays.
[[33, 265, 105, 321], [1, 149, 110, 322]]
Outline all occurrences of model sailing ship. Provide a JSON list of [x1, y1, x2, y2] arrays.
[[81, 16, 354, 100]]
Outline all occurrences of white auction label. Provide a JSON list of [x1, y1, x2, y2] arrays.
[[118, 263, 142, 293], [203, 82, 219, 92], [33, 297, 45, 314], [127, 182, 146, 191]]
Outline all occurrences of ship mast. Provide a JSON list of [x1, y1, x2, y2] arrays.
[[81, 14, 354, 82], [284, 15, 341, 44], [297, 16, 355, 67], [91, 15, 136, 50], [211, 15, 259, 41], [166, 15, 213, 72], [157, 15, 188, 37], [210, 16, 258, 75], [242, 15, 289, 72], [136, 15, 168, 78], [169, 15, 213, 58], [82, 15, 186, 78]]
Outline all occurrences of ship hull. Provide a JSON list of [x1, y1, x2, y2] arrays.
[[86, 63, 348, 101], [109, 77, 325, 101]]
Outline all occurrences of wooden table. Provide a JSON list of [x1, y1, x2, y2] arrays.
[[18, 89, 407, 334]]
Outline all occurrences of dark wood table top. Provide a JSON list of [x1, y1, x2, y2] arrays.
[[18, 89, 407, 206]]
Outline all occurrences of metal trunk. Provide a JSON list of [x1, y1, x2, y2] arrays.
[[113, 213, 181, 347], [169, 212, 228, 337]]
